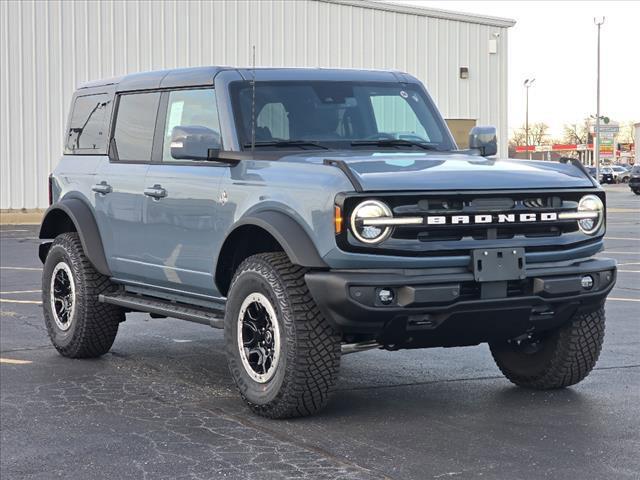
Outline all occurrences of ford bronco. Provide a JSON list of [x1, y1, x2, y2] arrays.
[[39, 67, 616, 418]]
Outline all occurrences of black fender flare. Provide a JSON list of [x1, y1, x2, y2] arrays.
[[39, 199, 112, 276], [230, 211, 328, 268]]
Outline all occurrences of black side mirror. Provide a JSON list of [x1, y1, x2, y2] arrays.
[[170, 125, 221, 161], [469, 126, 497, 157]]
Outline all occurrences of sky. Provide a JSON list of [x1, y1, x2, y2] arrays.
[[388, 0, 640, 139]]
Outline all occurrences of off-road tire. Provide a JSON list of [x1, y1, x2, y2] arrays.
[[42, 232, 123, 358], [490, 308, 605, 389], [633, 189, 640, 196], [225, 252, 341, 418]]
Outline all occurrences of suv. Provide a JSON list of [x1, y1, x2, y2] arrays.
[[629, 164, 640, 194], [39, 67, 616, 418], [611, 165, 631, 183]]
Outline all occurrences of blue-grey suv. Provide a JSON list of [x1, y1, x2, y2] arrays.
[[39, 67, 616, 418]]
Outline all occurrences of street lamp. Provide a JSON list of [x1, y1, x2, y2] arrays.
[[524, 78, 536, 160], [594, 17, 605, 179]]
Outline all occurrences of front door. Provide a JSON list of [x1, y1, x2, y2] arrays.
[[94, 91, 160, 283], [142, 88, 228, 298]]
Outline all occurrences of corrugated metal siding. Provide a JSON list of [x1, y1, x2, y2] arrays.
[[0, 0, 510, 210]]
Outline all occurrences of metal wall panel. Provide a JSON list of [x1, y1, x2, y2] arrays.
[[0, 0, 512, 210]]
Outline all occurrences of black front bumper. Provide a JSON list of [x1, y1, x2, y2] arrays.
[[306, 257, 616, 348]]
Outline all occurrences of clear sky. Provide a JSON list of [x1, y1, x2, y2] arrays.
[[388, 0, 640, 139]]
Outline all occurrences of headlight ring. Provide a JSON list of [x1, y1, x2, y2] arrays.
[[350, 200, 393, 244], [576, 194, 604, 235]]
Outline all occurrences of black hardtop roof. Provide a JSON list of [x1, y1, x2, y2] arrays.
[[77, 66, 417, 92]]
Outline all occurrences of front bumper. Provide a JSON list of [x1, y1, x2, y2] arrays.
[[629, 177, 640, 189], [306, 257, 616, 348]]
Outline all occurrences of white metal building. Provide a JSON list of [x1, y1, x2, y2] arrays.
[[0, 0, 515, 211]]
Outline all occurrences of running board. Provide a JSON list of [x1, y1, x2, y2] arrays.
[[99, 292, 224, 328]]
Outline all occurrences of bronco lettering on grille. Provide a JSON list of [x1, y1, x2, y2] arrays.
[[425, 212, 558, 225]]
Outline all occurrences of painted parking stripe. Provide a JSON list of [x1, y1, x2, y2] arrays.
[[0, 290, 41, 294], [0, 266, 42, 271], [0, 358, 32, 365], [605, 237, 640, 241], [608, 297, 640, 303], [0, 299, 42, 305], [618, 270, 640, 273], [604, 252, 640, 255]]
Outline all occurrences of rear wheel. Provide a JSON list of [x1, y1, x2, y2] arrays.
[[225, 252, 341, 418], [490, 308, 605, 389], [42, 233, 123, 358]]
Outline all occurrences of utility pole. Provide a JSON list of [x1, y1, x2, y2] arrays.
[[524, 78, 535, 160], [594, 17, 605, 179]]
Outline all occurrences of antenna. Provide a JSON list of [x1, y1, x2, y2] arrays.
[[250, 45, 256, 152]]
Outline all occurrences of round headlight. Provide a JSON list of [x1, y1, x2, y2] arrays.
[[577, 194, 604, 235], [350, 200, 393, 244]]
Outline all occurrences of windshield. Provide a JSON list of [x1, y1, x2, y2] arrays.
[[230, 81, 454, 151]]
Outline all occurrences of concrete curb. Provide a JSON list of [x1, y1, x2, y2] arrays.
[[0, 211, 43, 225]]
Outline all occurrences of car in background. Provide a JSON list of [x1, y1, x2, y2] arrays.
[[600, 166, 615, 184], [629, 164, 640, 195], [611, 165, 631, 183]]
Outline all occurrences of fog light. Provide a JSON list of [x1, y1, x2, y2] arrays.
[[378, 288, 395, 305], [581, 275, 594, 290]]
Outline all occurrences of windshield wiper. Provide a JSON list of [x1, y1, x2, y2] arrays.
[[243, 140, 329, 150], [350, 139, 440, 151]]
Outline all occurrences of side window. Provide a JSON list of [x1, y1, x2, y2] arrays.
[[113, 92, 160, 161], [163, 88, 221, 162], [65, 93, 112, 154]]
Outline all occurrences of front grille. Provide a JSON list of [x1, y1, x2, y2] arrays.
[[338, 189, 604, 257]]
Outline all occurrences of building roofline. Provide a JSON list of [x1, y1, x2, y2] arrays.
[[321, 0, 516, 28]]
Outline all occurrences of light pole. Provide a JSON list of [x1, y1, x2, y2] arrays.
[[524, 78, 535, 160], [594, 17, 605, 178]]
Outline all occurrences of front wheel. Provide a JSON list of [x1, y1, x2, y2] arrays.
[[490, 308, 605, 389], [42, 232, 123, 358], [224, 253, 341, 418]]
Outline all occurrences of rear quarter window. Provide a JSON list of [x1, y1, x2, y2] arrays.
[[65, 93, 113, 154], [112, 92, 160, 162]]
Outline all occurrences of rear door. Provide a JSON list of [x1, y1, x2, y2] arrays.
[[141, 87, 228, 297], [94, 91, 160, 282]]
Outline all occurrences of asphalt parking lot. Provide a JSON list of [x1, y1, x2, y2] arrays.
[[1, 184, 638, 480]]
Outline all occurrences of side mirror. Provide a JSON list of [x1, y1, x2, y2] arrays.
[[469, 126, 497, 157], [170, 125, 221, 161]]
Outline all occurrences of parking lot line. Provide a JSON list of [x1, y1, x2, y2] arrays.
[[0, 299, 42, 305], [608, 297, 640, 303], [618, 270, 640, 273], [0, 358, 32, 365], [605, 251, 640, 255], [0, 266, 42, 271], [605, 237, 640, 241], [0, 290, 41, 294]]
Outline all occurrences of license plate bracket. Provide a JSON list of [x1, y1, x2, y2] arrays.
[[472, 247, 526, 282]]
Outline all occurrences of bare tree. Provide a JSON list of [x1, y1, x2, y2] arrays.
[[529, 122, 550, 146], [616, 121, 635, 144], [562, 121, 589, 144], [509, 128, 527, 147]]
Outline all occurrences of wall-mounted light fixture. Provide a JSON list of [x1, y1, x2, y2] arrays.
[[489, 32, 500, 54], [459, 67, 469, 79]]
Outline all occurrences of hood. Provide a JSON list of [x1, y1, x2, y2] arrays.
[[288, 152, 596, 191]]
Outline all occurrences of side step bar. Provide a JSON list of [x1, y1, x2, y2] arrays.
[[99, 292, 224, 328]]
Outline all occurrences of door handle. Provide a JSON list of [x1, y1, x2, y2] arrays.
[[144, 184, 167, 199], [91, 181, 112, 195]]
